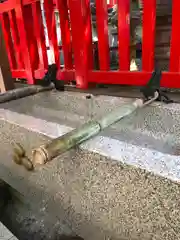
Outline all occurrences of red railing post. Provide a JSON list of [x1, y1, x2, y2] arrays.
[[169, 0, 180, 72], [44, 0, 60, 67], [31, 1, 48, 78], [56, 0, 73, 70], [0, 0, 50, 83], [117, 0, 130, 71], [96, 0, 110, 71], [69, 0, 93, 89], [14, 5, 34, 84], [8, 10, 24, 70], [0, 13, 17, 71], [0, 21, 15, 92], [142, 0, 156, 71], [0, 0, 34, 84]]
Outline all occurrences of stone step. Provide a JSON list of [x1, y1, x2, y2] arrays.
[[0, 119, 180, 240]]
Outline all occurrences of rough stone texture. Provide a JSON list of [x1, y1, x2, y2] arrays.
[[1, 91, 180, 239], [0, 122, 180, 240], [1, 187, 80, 240]]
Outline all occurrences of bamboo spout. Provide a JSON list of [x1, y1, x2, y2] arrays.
[[0, 84, 54, 104], [13, 69, 162, 171], [31, 99, 144, 167], [32, 121, 101, 166]]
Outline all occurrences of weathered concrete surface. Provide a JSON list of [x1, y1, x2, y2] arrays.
[[1, 185, 81, 240], [0, 180, 18, 240], [0, 182, 17, 240], [0, 91, 180, 239]]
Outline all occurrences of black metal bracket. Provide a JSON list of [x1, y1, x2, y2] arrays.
[[141, 69, 173, 104], [41, 64, 65, 91]]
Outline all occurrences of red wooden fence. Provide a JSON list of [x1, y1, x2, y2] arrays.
[[0, 0, 180, 88]]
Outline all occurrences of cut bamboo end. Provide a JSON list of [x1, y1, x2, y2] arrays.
[[32, 146, 48, 166]]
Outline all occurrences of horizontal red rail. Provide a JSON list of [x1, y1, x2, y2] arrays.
[[56, 69, 75, 81], [88, 71, 180, 88], [11, 69, 27, 78]]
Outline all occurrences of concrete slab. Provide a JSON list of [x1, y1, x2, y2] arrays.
[[1, 90, 180, 159], [0, 91, 180, 239], [1, 187, 79, 240]]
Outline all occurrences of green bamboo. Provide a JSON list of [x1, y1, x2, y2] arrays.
[[98, 99, 142, 129], [32, 99, 144, 166], [0, 84, 54, 104]]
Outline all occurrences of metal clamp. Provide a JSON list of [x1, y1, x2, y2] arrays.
[[41, 64, 65, 91], [141, 69, 173, 104]]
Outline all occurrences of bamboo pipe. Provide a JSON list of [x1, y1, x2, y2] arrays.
[[13, 91, 158, 170], [31, 95, 158, 167], [0, 84, 54, 104]]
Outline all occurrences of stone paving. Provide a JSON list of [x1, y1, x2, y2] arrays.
[[1, 91, 180, 239]]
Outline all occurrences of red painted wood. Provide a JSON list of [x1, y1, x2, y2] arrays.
[[169, 0, 180, 72], [88, 71, 180, 88], [84, 0, 93, 70], [142, 0, 156, 71], [31, 2, 48, 71], [96, 0, 110, 70], [0, 0, 21, 13], [109, 0, 117, 4], [44, 0, 60, 66], [22, 0, 40, 5], [0, 13, 17, 70], [56, 69, 75, 81], [0, 21, 15, 91], [11, 69, 26, 78], [2, 0, 180, 90], [8, 10, 24, 69], [56, 0, 73, 69], [68, 0, 92, 88], [34, 69, 47, 79], [117, 0, 130, 70], [23, 4, 40, 74], [15, 6, 34, 83]]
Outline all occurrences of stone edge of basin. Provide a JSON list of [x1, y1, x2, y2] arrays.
[[0, 99, 180, 183]]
